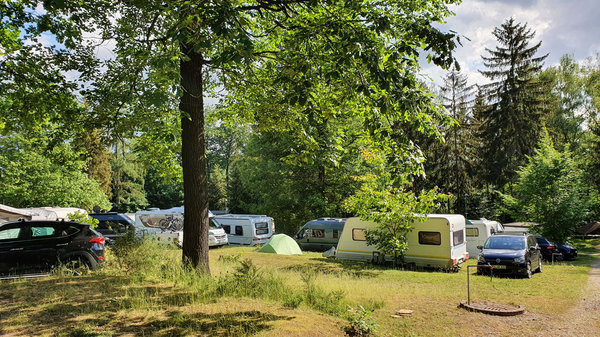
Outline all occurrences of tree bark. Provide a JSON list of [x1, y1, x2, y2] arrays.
[[180, 42, 210, 274]]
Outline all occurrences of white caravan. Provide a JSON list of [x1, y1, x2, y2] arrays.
[[135, 207, 228, 247], [214, 214, 275, 246], [465, 218, 504, 258], [336, 214, 468, 270]]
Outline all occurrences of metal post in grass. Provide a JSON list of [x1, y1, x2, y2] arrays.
[[552, 252, 562, 264], [467, 264, 493, 305], [461, 265, 524, 316]]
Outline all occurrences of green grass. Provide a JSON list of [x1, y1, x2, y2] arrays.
[[572, 237, 600, 253], [0, 237, 596, 337]]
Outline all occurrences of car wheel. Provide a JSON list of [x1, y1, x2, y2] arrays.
[[537, 257, 542, 273], [64, 258, 90, 276], [524, 262, 532, 279]]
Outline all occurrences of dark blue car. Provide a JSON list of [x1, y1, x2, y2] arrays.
[[557, 243, 578, 260], [477, 233, 542, 278]]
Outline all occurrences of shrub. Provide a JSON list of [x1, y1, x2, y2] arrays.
[[345, 305, 378, 337]]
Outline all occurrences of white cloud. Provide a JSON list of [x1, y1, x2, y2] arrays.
[[422, 0, 600, 88]]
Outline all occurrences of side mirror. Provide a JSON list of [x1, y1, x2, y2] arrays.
[[477, 245, 483, 250]]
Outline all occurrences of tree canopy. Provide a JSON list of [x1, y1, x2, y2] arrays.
[[1, 0, 462, 272], [501, 131, 594, 243]]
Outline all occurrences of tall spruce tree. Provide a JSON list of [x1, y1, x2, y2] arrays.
[[478, 18, 548, 188], [440, 68, 476, 214], [422, 68, 475, 214]]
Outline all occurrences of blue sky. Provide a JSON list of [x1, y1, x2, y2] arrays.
[[421, 0, 600, 88]]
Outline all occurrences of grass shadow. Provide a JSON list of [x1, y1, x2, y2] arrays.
[[1, 272, 293, 337], [282, 258, 380, 278], [303, 256, 460, 276], [77, 309, 292, 337]]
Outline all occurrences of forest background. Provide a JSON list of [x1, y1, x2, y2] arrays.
[[1, 1, 599, 247]]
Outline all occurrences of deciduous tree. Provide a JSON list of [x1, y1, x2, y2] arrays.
[[501, 131, 593, 243], [2, 0, 460, 273]]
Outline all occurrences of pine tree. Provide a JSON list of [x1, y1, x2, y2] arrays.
[[207, 165, 228, 211], [439, 68, 476, 214], [110, 139, 148, 212], [479, 18, 549, 188], [79, 129, 113, 200]]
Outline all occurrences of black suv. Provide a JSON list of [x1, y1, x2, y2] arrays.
[[89, 212, 135, 244], [477, 233, 542, 278], [0, 220, 105, 275]]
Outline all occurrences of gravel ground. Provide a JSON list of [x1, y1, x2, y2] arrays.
[[548, 251, 600, 337], [461, 249, 600, 337]]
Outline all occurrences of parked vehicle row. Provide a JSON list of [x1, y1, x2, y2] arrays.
[[1, 206, 580, 278], [92, 209, 278, 249]]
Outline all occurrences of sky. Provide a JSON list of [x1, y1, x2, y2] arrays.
[[421, 0, 600, 88]]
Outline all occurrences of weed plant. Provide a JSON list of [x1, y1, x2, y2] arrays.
[[345, 305, 378, 337]]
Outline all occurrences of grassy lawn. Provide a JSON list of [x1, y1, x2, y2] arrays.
[[0, 241, 595, 337]]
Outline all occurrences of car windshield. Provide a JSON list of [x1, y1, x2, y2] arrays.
[[209, 218, 221, 229], [484, 236, 526, 250]]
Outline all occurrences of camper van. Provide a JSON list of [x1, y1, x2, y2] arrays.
[[465, 218, 504, 258], [294, 218, 346, 251], [135, 207, 228, 247], [336, 214, 468, 270], [213, 214, 275, 246]]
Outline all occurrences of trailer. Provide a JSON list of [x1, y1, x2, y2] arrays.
[[336, 214, 468, 270], [213, 214, 275, 246], [465, 218, 504, 258]]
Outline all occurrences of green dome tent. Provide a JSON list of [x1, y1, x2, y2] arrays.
[[257, 234, 302, 255]]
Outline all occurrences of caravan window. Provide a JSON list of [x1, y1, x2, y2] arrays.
[[418, 231, 441, 245], [333, 229, 339, 239], [235, 226, 243, 236], [352, 229, 366, 241], [222, 225, 231, 234], [453, 230, 465, 246], [465, 228, 479, 237], [255, 222, 269, 235]]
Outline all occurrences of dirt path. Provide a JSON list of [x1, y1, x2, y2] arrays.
[[549, 251, 600, 336]]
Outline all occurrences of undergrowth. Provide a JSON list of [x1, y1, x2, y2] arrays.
[[105, 234, 358, 317]]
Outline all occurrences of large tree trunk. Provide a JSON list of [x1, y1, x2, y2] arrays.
[[179, 42, 210, 274]]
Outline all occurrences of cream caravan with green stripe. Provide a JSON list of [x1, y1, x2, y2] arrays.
[[336, 214, 468, 270]]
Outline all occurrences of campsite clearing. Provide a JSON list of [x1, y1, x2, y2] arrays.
[[0, 243, 597, 336]]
